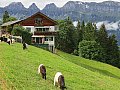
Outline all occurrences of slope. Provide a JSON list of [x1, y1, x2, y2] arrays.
[[0, 42, 120, 90], [57, 50, 120, 79]]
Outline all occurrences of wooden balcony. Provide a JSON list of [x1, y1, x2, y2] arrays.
[[34, 31, 57, 35]]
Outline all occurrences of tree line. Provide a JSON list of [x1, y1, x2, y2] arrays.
[[56, 17, 120, 68]]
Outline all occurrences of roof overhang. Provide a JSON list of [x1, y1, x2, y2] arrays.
[[1, 20, 21, 27]]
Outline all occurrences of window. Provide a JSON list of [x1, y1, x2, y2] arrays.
[[45, 37, 53, 41], [45, 37, 49, 41], [32, 37, 35, 43], [45, 28, 49, 31], [35, 28, 49, 32], [35, 18, 43, 26], [36, 28, 42, 32], [43, 28, 45, 32], [49, 37, 53, 41], [26, 27, 31, 32]]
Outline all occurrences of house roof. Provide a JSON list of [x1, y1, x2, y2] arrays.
[[1, 20, 21, 27], [24, 12, 57, 25], [1, 12, 57, 27]]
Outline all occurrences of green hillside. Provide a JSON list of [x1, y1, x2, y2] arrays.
[[0, 42, 120, 90]]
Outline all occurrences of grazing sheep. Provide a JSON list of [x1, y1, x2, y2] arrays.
[[38, 64, 46, 80], [54, 72, 66, 90]]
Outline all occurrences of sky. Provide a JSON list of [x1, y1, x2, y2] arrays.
[[0, 0, 120, 9]]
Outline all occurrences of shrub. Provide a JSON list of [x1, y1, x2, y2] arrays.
[[22, 30, 32, 44], [11, 25, 25, 36], [78, 40, 103, 61], [11, 25, 32, 44]]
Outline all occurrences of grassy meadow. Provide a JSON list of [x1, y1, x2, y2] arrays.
[[0, 42, 120, 90]]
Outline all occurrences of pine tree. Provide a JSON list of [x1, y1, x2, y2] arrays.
[[83, 22, 96, 41], [107, 35, 120, 67], [97, 24, 108, 45], [81, 21, 85, 40], [76, 20, 83, 45], [73, 20, 82, 55], [65, 17, 76, 53], [56, 17, 76, 53], [96, 24, 109, 62], [3, 11, 10, 23], [93, 23, 97, 41]]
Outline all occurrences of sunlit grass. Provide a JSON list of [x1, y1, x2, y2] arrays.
[[0, 42, 120, 90]]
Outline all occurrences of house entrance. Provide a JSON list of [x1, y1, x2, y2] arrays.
[[36, 37, 42, 44], [36, 37, 39, 44]]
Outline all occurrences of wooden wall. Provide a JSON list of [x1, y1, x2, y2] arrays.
[[20, 14, 56, 26]]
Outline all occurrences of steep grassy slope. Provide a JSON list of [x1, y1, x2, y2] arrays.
[[0, 42, 120, 90], [57, 51, 120, 80]]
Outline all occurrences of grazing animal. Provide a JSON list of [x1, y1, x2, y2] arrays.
[[7, 38, 11, 45], [0, 37, 3, 42], [23, 42, 28, 50], [26, 43, 28, 48], [54, 72, 66, 90], [11, 39, 15, 44], [38, 64, 46, 80]]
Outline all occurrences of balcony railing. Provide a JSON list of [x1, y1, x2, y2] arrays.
[[34, 31, 57, 35]]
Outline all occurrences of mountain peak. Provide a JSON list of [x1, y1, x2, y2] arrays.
[[5, 2, 25, 10], [43, 3, 58, 10], [8, 2, 24, 7], [27, 3, 40, 15], [29, 3, 38, 9], [10, 2, 23, 5]]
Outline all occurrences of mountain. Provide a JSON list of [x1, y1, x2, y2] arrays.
[[55, 1, 120, 21], [0, 7, 4, 19], [3, 2, 27, 19], [41, 3, 61, 19], [1, 1, 120, 21], [4, 2, 26, 11], [0, 42, 120, 89], [0, 2, 40, 20], [28, 3, 40, 15]]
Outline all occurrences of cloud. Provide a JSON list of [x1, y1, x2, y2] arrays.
[[96, 21, 120, 30], [73, 21, 78, 27], [73, 20, 120, 30]]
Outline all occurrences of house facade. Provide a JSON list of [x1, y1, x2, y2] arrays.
[[1, 12, 58, 52]]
